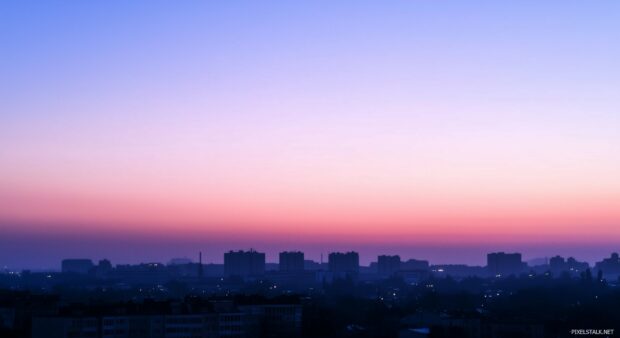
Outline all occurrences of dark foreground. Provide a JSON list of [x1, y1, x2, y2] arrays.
[[1, 271, 618, 338]]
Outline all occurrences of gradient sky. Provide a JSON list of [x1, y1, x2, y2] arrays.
[[1, 1, 619, 269]]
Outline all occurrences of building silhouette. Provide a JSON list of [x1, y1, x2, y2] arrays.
[[594, 252, 620, 277], [549, 255, 565, 271], [377, 255, 401, 276], [401, 258, 429, 271], [566, 257, 588, 272], [548, 255, 589, 276], [328, 252, 359, 275], [487, 252, 524, 276], [279, 251, 304, 273], [30, 297, 302, 338], [92, 259, 113, 278], [61, 259, 94, 275], [168, 258, 192, 265], [224, 250, 266, 278]]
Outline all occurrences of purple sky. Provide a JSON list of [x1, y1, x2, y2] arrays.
[[1, 1, 619, 269]]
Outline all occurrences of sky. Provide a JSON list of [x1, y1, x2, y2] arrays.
[[1, 1, 619, 269]]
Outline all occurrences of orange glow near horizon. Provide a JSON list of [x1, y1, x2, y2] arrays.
[[1, 176, 618, 245]]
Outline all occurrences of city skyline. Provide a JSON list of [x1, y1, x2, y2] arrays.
[[5, 249, 618, 337], [2, 2, 620, 269], [3, 241, 620, 271]]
